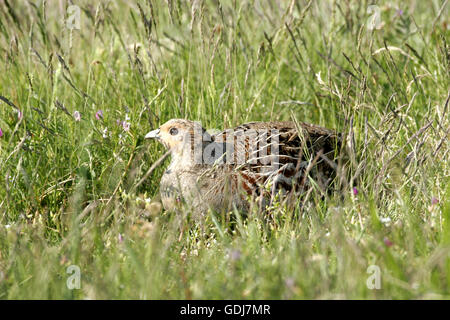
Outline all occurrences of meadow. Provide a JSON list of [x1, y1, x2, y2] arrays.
[[0, 0, 449, 299]]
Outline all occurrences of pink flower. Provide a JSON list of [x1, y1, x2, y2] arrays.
[[431, 197, 439, 205], [118, 233, 124, 243], [0, 128, 3, 138], [17, 110, 23, 120], [116, 118, 131, 132], [383, 237, 393, 247], [122, 122, 131, 132], [73, 111, 81, 122], [95, 110, 103, 120], [352, 187, 358, 196]]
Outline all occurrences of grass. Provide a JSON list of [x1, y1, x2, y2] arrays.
[[0, 0, 449, 299]]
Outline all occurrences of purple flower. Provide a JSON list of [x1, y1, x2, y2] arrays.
[[229, 249, 241, 261], [285, 277, 295, 289], [383, 237, 393, 247], [396, 9, 403, 16], [17, 110, 23, 120], [352, 187, 358, 196], [95, 110, 103, 120], [431, 197, 439, 205], [118, 233, 124, 243], [73, 111, 81, 122], [0, 128, 3, 138]]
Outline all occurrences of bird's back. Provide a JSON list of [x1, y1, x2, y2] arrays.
[[211, 121, 341, 195]]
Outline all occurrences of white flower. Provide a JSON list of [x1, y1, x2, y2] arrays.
[[380, 217, 392, 226], [316, 71, 326, 86]]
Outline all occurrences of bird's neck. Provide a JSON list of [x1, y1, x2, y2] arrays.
[[167, 139, 212, 170]]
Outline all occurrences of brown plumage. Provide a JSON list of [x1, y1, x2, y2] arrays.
[[145, 119, 342, 217]]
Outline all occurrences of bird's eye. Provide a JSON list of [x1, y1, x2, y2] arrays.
[[169, 127, 178, 135]]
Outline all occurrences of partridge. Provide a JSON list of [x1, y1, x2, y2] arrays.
[[145, 119, 342, 217]]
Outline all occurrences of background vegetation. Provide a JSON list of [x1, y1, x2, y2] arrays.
[[0, 0, 449, 299]]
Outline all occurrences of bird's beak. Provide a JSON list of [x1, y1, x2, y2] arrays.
[[145, 128, 160, 139]]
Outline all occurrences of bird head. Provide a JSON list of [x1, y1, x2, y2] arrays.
[[145, 119, 212, 164]]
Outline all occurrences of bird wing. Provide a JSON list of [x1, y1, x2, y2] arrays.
[[212, 121, 341, 193]]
